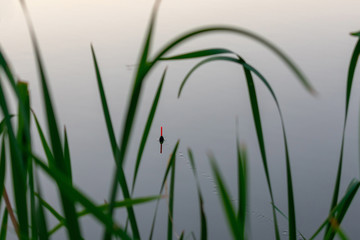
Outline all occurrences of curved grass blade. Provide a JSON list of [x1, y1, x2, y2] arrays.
[[151, 26, 315, 95], [187, 149, 207, 240], [178, 55, 300, 239], [19, 1, 81, 238], [167, 144, 177, 240], [159, 48, 234, 60], [91, 45, 140, 239], [132, 68, 166, 193], [49, 195, 160, 236], [209, 155, 240, 239], [327, 34, 360, 236], [149, 141, 179, 240], [0, 210, 8, 240], [31, 154, 132, 240]]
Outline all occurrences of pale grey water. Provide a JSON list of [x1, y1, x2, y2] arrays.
[[1, 0, 360, 239]]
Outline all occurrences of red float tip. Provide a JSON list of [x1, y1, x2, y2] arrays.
[[161, 126, 163, 136]]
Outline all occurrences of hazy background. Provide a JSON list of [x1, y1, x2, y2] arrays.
[[1, 0, 360, 239]]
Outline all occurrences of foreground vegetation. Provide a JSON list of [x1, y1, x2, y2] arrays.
[[0, 0, 359, 239]]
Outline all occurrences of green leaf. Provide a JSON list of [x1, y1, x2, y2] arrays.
[[49, 196, 160, 236], [0, 210, 8, 240], [34, 192, 65, 223], [167, 142, 177, 240], [0, 137, 7, 209], [209, 155, 240, 239], [149, 141, 180, 240], [91, 45, 140, 240], [187, 149, 207, 240], [159, 48, 234, 60], [132, 68, 166, 193], [327, 35, 360, 236], [236, 141, 247, 239], [32, 154, 131, 240], [19, 1, 81, 237], [63, 127, 72, 183], [151, 26, 315, 95]]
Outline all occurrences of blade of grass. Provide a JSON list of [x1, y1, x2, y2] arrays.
[[19, 0, 82, 237], [0, 76, 28, 239], [63, 127, 72, 184], [159, 48, 234, 60], [151, 26, 315, 95], [132, 68, 166, 193], [105, 3, 162, 237], [167, 142, 177, 240], [0, 210, 8, 240], [35, 177, 49, 240], [309, 179, 360, 240], [32, 111, 55, 168], [187, 149, 207, 240], [0, 136, 7, 209], [91, 45, 140, 239], [149, 141, 179, 240], [209, 154, 240, 239], [236, 141, 247, 239], [327, 34, 360, 237], [49, 195, 160, 236], [34, 193, 65, 223], [31, 154, 132, 240]]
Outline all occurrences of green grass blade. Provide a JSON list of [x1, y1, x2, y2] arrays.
[[159, 48, 234, 60], [0, 77, 28, 239], [243, 66, 281, 240], [187, 149, 207, 240], [0, 210, 8, 240], [272, 204, 306, 240], [34, 192, 65, 223], [327, 35, 360, 236], [63, 127, 72, 183], [309, 180, 360, 240], [167, 143, 177, 240], [151, 26, 315, 95], [149, 141, 179, 240], [0, 136, 6, 209], [90, 45, 119, 157], [105, 3, 162, 237], [325, 179, 360, 240], [19, 1, 81, 237], [49, 196, 159, 236], [35, 180, 49, 240], [236, 141, 247, 239], [345, 37, 360, 114], [31, 154, 131, 240], [32, 111, 55, 168], [91, 45, 140, 239], [132, 68, 166, 193], [209, 155, 240, 239]]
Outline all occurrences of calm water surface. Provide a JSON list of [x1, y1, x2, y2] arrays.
[[1, 0, 360, 239]]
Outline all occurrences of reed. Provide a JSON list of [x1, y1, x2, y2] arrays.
[[0, 0, 358, 239]]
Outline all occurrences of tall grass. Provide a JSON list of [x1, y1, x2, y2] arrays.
[[0, 0, 359, 239]]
